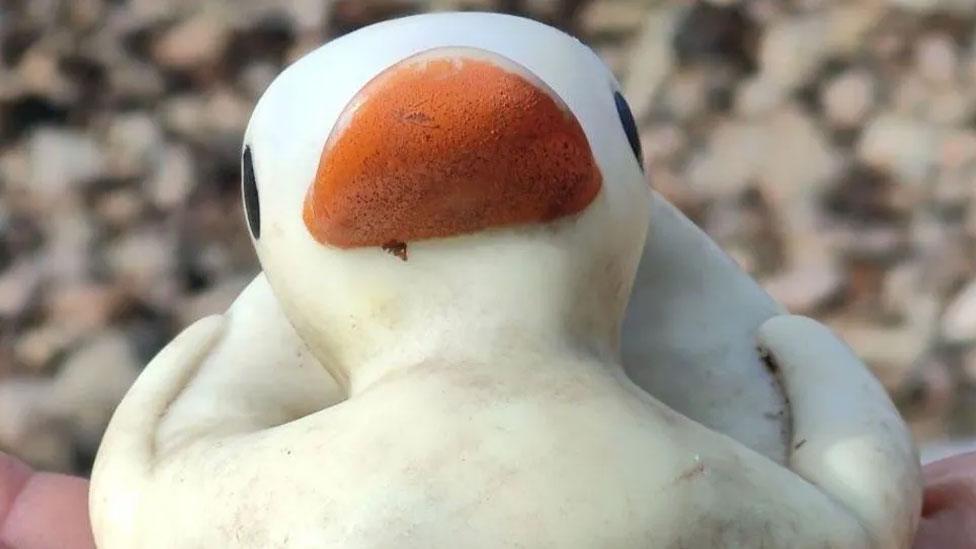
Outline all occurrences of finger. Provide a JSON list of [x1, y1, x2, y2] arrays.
[[923, 451, 976, 487], [912, 452, 976, 549], [0, 453, 95, 549], [914, 501, 976, 549]]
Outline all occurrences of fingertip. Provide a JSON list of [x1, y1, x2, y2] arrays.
[[0, 453, 32, 524], [1, 472, 95, 549]]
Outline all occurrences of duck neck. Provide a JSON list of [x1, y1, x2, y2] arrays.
[[288, 284, 624, 398]]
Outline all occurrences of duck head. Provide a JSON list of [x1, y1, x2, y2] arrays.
[[241, 13, 650, 393]]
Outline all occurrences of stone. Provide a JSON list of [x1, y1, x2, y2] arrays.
[[146, 144, 195, 210], [858, 114, 937, 185], [943, 278, 976, 344], [176, 276, 252, 326], [824, 2, 885, 57], [830, 316, 931, 392], [735, 76, 785, 118], [822, 69, 875, 128], [66, 0, 106, 30], [162, 95, 209, 141], [673, 3, 757, 70], [104, 230, 176, 289], [95, 189, 145, 229], [762, 264, 845, 315], [0, 259, 42, 318], [17, 44, 74, 102], [903, 358, 955, 440], [662, 68, 709, 121], [282, 0, 332, 33], [46, 282, 121, 338], [938, 129, 976, 171], [105, 112, 163, 178], [620, 5, 683, 122], [925, 86, 974, 125], [108, 59, 165, 102], [41, 207, 93, 283], [640, 124, 687, 165], [240, 62, 280, 100], [151, 14, 231, 70], [48, 331, 140, 454], [13, 325, 74, 373], [758, 105, 839, 197], [887, 0, 976, 14], [579, 1, 646, 37], [27, 129, 106, 198], [0, 146, 30, 193], [963, 347, 976, 384], [892, 73, 929, 116], [688, 104, 837, 200], [204, 88, 252, 136], [915, 33, 958, 86], [881, 263, 924, 319], [0, 378, 73, 472], [759, 15, 828, 90], [687, 119, 764, 195]]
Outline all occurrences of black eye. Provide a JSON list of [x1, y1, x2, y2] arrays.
[[242, 145, 261, 239], [613, 91, 643, 170]]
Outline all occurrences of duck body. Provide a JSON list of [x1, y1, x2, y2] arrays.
[[91, 12, 920, 549], [106, 304, 866, 548]]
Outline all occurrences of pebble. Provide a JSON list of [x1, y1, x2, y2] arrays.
[[95, 188, 145, 229], [580, 1, 646, 36], [824, 3, 885, 56], [46, 282, 121, 338], [858, 114, 937, 185], [104, 230, 177, 296], [146, 144, 196, 210], [759, 15, 827, 90], [831, 313, 933, 391], [47, 331, 140, 454], [13, 325, 74, 373], [662, 68, 709, 121], [177, 275, 252, 326], [943, 278, 976, 344], [915, 33, 958, 86], [0, 379, 72, 472], [27, 129, 105, 198], [151, 14, 231, 70], [621, 5, 682, 122], [0, 259, 42, 318], [735, 76, 784, 118], [105, 112, 163, 178], [822, 69, 875, 128], [762, 264, 845, 315]]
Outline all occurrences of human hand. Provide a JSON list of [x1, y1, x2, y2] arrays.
[[914, 450, 976, 549], [0, 452, 95, 549]]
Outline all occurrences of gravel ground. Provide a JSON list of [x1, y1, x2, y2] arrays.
[[0, 0, 974, 475]]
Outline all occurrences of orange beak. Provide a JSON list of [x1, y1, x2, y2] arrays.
[[303, 48, 602, 250]]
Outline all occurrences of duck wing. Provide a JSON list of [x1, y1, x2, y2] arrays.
[[91, 274, 341, 545], [621, 190, 791, 463]]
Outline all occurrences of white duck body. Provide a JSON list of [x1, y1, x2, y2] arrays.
[[90, 12, 921, 549]]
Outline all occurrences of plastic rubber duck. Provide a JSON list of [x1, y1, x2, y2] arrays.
[[90, 12, 921, 548]]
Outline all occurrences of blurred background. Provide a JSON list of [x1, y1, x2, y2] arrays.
[[0, 0, 975, 475]]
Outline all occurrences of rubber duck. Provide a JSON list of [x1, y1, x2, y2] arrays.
[[90, 12, 921, 548]]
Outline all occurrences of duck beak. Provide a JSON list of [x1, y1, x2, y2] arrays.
[[303, 47, 602, 249]]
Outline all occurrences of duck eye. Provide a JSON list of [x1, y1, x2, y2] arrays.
[[242, 145, 261, 239], [613, 91, 643, 170]]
